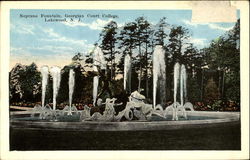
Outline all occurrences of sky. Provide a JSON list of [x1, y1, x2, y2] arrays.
[[10, 9, 240, 70]]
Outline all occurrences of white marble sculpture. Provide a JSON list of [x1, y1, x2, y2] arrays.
[[85, 98, 118, 121]]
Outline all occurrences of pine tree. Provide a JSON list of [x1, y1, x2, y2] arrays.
[[167, 26, 190, 64], [99, 21, 118, 80], [154, 17, 168, 46], [204, 19, 240, 102], [117, 21, 138, 93], [153, 17, 169, 101], [134, 17, 151, 93]]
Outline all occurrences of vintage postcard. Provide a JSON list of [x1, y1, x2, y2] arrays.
[[0, 1, 249, 160]]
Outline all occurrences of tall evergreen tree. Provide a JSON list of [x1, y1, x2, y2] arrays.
[[154, 17, 168, 46], [167, 26, 190, 64], [204, 19, 240, 102], [153, 17, 169, 101], [117, 21, 138, 93], [134, 17, 151, 93], [99, 21, 118, 80], [117, 22, 138, 73], [165, 26, 190, 100]]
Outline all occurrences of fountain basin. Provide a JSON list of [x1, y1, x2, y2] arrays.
[[10, 110, 240, 150], [10, 111, 240, 131]]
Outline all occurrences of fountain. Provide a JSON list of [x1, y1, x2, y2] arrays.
[[124, 54, 131, 93], [67, 69, 75, 115], [9, 39, 240, 151], [173, 63, 180, 120], [161, 63, 195, 121], [40, 66, 49, 108], [93, 76, 99, 106], [31, 66, 51, 119], [69, 69, 75, 108], [153, 45, 166, 109], [50, 66, 61, 110], [11, 45, 239, 134], [93, 46, 106, 106], [180, 64, 187, 118]]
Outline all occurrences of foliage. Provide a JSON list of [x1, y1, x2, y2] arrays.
[[154, 17, 168, 46], [167, 25, 190, 63], [9, 17, 240, 110], [100, 21, 118, 80], [9, 63, 41, 103], [204, 78, 220, 102], [211, 100, 222, 110], [187, 76, 201, 103], [57, 62, 93, 105], [204, 19, 240, 102]]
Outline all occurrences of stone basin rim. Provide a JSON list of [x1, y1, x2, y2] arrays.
[[10, 111, 240, 131]]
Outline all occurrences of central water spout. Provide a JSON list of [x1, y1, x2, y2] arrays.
[[124, 54, 131, 93], [93, 46, 106, 106], [40, 66, 49, 108], [172, 63, 188, 120], [180, 64, 187, 107], [68, 69, 75, 115], [50, 66, 61, 110], [93, 76, 99, 106], [153, 45, 166, 108], [173, 63, 180, 120]]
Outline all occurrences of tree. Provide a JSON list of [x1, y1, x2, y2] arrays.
[[9, 63, 26, 102], [9, 63, 41, 103], [154, 17, 168, 46], [165, 26, 191, 101], [153, 17, 170, 101], [57, 62, 87, 105], [117, 21, 138, 93], [99, 21, 118, 80], [204, 78, 220, 102], [117, 17, 153, 95], [134, 17, 151, 92], [167, 26, 190, 64], [22, 63, 41, 102], [118, 22, 138, 56], [204, 19, 240, 102]]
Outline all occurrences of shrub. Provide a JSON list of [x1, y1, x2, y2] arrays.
[[204, 78, 220, 102]]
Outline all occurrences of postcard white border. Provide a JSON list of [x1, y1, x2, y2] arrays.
[[1, 1, 249, 160]]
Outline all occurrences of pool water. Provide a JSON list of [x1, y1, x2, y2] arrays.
[[12, 114, 81, 122], [12, 114, 218, 122], [150, 115, 218, 121]]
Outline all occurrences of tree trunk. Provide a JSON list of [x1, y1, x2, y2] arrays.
[[179, 40, 182, 55], [222, 70, 225, 99], [113, 41, 116, 80], [138, 42, 142, 92], [110, 45, 114, 80], [128, 44, 133, 94], [145, 42, 149, 98], [218, 69, 221, 98], [201, 69, 204, 101]]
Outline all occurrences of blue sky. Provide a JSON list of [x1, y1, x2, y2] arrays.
[[10, 9, 240, 69]]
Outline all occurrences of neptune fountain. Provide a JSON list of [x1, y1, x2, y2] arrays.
[[11, 45, 239, 132], [30, 45, 195, 122]]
